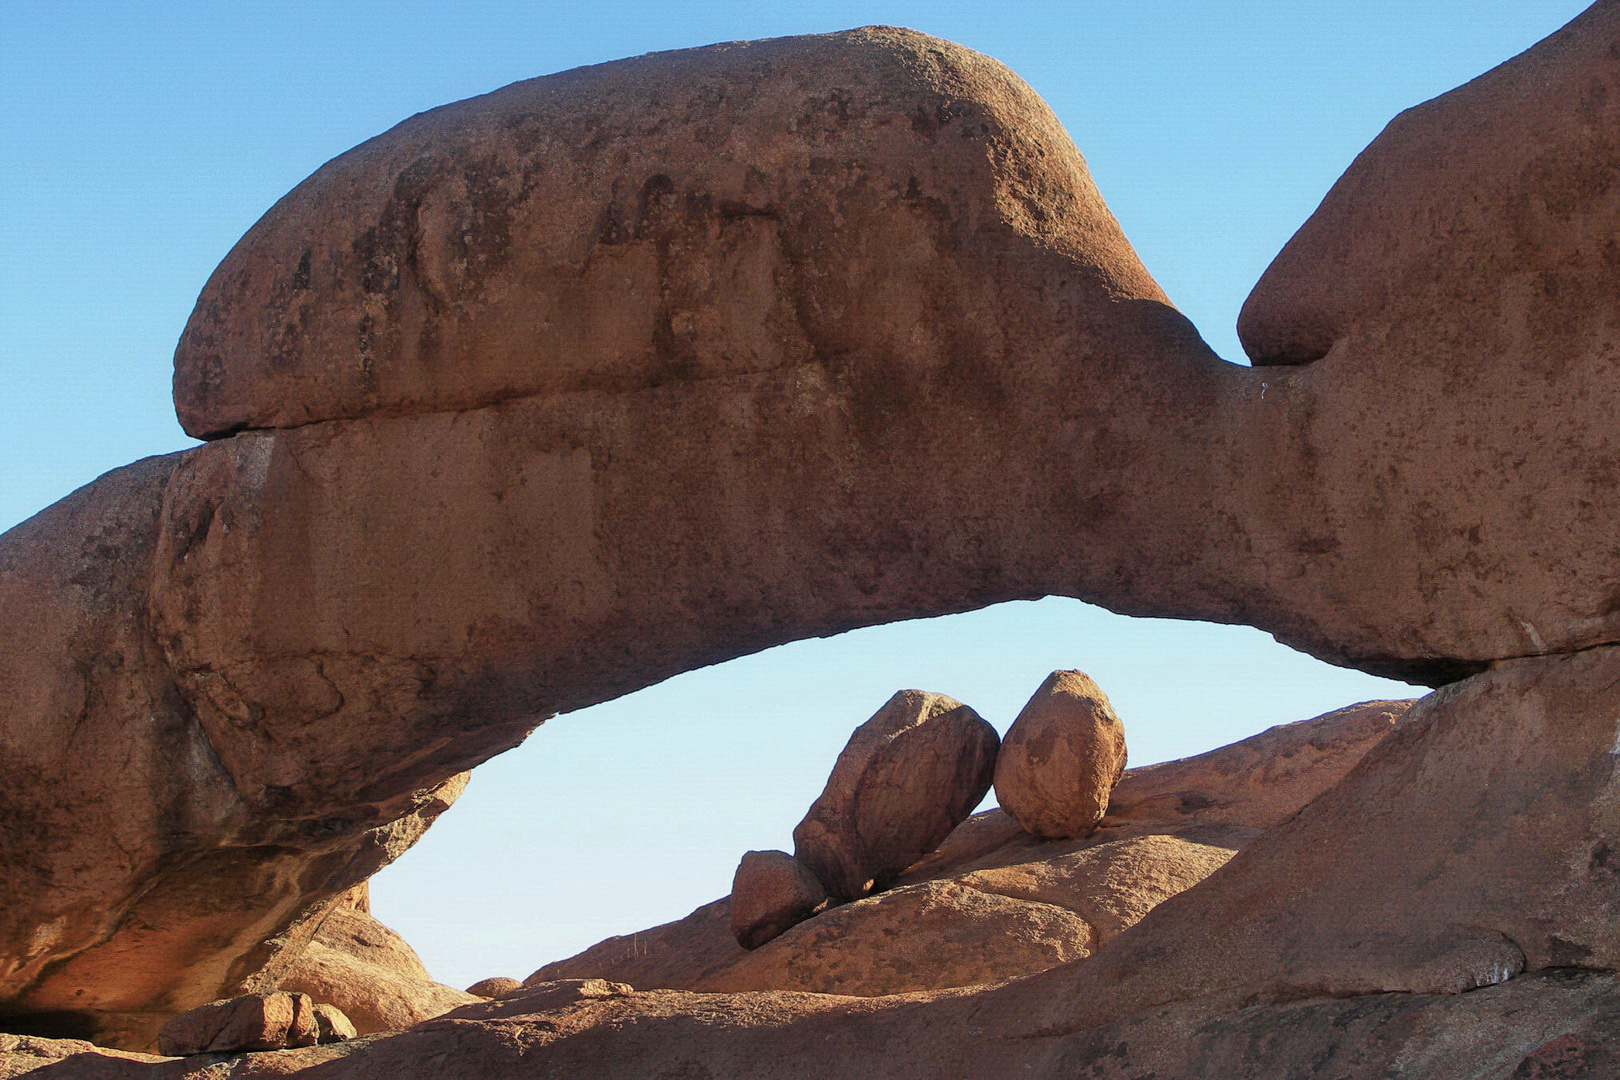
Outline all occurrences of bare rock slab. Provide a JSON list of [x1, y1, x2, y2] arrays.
[[958, 831, 1244, 944], [700, 880, 1092, 996], [525, 898, 740, 991], [1104, 699, 1412, 829], [794, 691, 999, 899], [1029, 645, 1620, 1034], [730, 850, 828, 949], [994, 671, 1126, 840]]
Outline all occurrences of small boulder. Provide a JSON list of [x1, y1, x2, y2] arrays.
[[465, 977, 522, 999], [729, 850, 829, 949], [312, 1003, 356, 1044], [993, 671, 1126, 839], [793, 690, 999, 900], [157, 991, 317, 1056]]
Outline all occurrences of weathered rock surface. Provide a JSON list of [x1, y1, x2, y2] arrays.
[[525, 899, 742, 991], [276, 897, 476, 1035], [956, 832, 1242, 945], [793, 691, 999, 899], [529, 695, 1401, 993], [463, 978, 520, 1000], [12, 970, 1617, 1079], [4, 0, 1619, 1055], [729, 850, 828, 949], [0, 453, 467, 1051], [6, 27, 1215, 1036], [311, 1003, 355, 1044], [1027, 646, 1620, 1034], [702, 880, 1093, 995], [1225, 0, 1620, 674], [1102, 699, 1411, 829], [993, 670, 1126, 839], [156, 992, 317, 1056], [531, 826, 1251, 996]]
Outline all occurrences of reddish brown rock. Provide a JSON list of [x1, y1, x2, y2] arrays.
[[700, 880, 1092, 995], [1103, 699, 1412, 829], [525, 898, 741, 991], [793, 691, 999, 899], [1027, 646, 1620, 1034], [1222, 0, 1620, 675], [729, 850, 829, 949], [5, 1, 1620, 1052], [156, 992, 315, 1056], [276, 902, 476, 1035], [16, 969, 1615, 1079], [958, 831, 1243, 944], [993, 671, 1126, 840], [464, 978, 521, 1000], [0, 451, 467, 1052], [7, 27, 1206, 1038], [533, 822, 1252, 998], [518, 693, 1399, 999], [311, 1003, 355, 1044]]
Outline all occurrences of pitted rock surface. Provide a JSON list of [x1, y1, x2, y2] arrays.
[[729, 850, 829, 949], [793, 690, 999, 900], [2, 2, 1619, 1054], [993, 670, 1127, 840]]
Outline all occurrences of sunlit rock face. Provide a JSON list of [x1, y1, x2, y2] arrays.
[[1, 0, 1618, 1055]]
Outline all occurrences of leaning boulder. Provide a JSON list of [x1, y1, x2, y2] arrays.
[[993, 671, 1126, 839], [794, 691, 999, 900], [730, 850, 829, 949], [157, 992, 318, 1056]]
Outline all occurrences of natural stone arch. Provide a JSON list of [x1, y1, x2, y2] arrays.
[[2, 4, 1617, 1050]]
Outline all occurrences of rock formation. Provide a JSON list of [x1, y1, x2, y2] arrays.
[[1023, 647, 1620, 1034], [1102, 699, 1410, 829], [273, 887, 476, 1036], [14, 968, 1617, 1078], [526, 698, 1398, 994], [792, 691, 999, 900], [707, 880, 1095, 995], [993, 670, 1127, 839], [728, 850, 829, 949], [464, 978, 521, 1000], [156, 992, 318, 1056], [0, 0, 1617, 1068], [311, 1003, 356, 1044]]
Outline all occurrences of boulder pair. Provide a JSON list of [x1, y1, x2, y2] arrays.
[[730, 670, 1129, 949]]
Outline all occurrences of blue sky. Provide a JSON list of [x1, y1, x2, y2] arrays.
[[1, 1, 1589, 988]]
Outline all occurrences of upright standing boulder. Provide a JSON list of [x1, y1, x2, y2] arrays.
[[729, 850, 829, 949], [994, 671, 1127, 840], [794, 691, 1000, 900]]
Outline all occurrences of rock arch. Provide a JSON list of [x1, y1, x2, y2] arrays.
[[1, 6, 1617, 1049]]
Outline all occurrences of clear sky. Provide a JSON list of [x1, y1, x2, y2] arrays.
[[1, 1, 1590, 989]]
